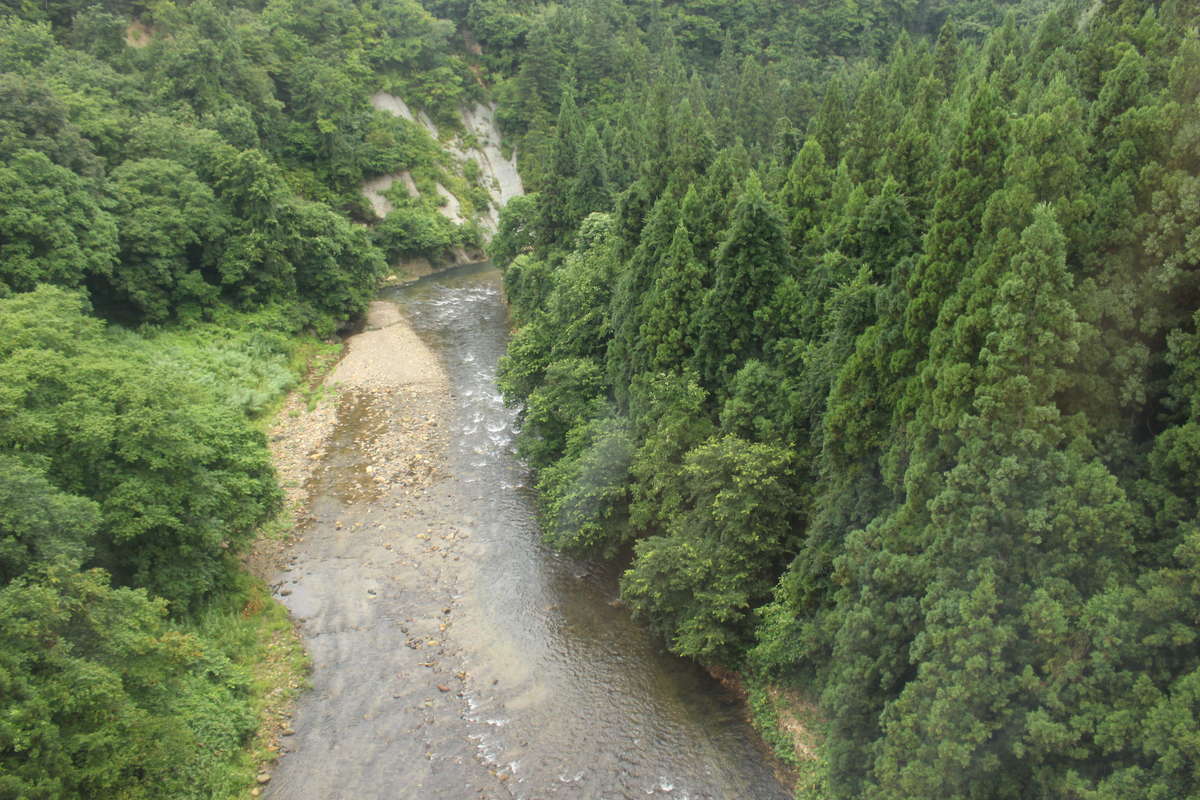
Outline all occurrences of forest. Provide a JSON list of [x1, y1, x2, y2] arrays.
[[2, 0, 1198, 797], [479, 0, 1200, 797], [0, 0, 487, 795]]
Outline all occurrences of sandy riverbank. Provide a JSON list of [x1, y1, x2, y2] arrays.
[[240, 298, 458, 794], [247, 301, 451, 576]]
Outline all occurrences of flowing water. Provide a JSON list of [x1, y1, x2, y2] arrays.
[[268, 262, 790, 800]]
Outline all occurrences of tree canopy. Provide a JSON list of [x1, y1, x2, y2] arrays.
[[487, 1, 1200, 796]]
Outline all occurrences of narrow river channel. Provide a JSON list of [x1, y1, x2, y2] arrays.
[[267, 262, 790, 800]]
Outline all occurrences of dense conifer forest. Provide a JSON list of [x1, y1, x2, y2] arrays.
[[3, 0, 1199, 797], [480, 0, 1200, 797]]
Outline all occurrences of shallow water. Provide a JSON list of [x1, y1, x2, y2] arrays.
[[266, 263, 789, 800], [384, 263, 790, 800]]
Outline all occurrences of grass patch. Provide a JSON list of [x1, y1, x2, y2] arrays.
[[303, 380, 340, 412], [258, 335, 344, 425], [184, 572, 310, 798], [745, 678, 830, 799]]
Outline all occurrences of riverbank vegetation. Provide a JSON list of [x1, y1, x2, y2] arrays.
[[0, 0, 491, 796], [483, 0, 1200, 796], [7, 0, 1200, 797]]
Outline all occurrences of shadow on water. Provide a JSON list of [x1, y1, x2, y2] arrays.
[[381, 263, 790, 800]]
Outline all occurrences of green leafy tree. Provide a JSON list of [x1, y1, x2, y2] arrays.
[[627, 370, 717, 534], [373, 205, 457, 262], [622, 434, 795, 663], [491, 193, 539, 270], [537, 414, 633, 556], [0, 566, 254, 799], [0, 73, 99, 176], [0, 287, 280, 609], [106, 158, 227, 321], [0, 457, 97, 583], [0, 150, 117, 294], [518, 357, 608, 470]]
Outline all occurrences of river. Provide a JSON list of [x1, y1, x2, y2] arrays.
[[265, 262, 791, 800]]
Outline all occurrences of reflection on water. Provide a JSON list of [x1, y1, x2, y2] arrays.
[[382, 264, 790, 800]]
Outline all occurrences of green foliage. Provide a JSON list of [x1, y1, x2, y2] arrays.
[[491, 193, 538, 268], [696, 171, 793, 391], [373, 204, 458, 261], [0, 0, 511, 796], [130, 318, 298, 418], [537, 414, 634, 556], [868, 208, 1136, 798], [495, 2, 1200, 797], [0, 150, 117, 294], [607, 183, 687, 401], [0, 287, 280, 610], [0, 458, 98, 583], [637, 221, 706, 373], [0, 72, 101, 175], [626, 370, 717, 533], [622, 435, 796, 663], [518, 357, 607, 469], [0, 566, 255, 800], [106, 158, 226, 321]]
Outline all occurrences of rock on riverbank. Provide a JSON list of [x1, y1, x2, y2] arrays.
[[247, 300, 450, 575]]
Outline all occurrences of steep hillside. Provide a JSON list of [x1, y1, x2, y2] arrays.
[[364, 90, 523, 274], [475, 0, 1200, 797]]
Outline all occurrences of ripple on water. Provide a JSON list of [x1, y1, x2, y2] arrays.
[[383, 263, 791, 800]]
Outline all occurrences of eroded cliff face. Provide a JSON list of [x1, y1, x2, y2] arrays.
[[365, 92, 523, 236], [455, 101, 524, 227]]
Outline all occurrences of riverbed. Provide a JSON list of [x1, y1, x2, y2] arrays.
[[264, 263, 790, 800]]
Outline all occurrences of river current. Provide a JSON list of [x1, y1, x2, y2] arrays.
[[267, 262, 790, 800]]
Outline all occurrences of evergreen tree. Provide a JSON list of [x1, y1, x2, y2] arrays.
[[689, 141, 751, 263], [902, 83, 1008, 356], [871, 206, 1134, 799], [607, 184, 684, 403], [638, 220, 706, 374], [489, 6, 1200, 798], [566, 124, 611, 225], [695, 172, 792, 391], [808, 73, 850, 167], [778, 138, 832, 257], [667, 96, 717, 189], [535, 88, 586, 247]]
